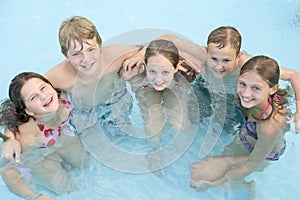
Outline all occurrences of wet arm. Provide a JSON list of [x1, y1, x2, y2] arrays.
[[279, 67, 300, 131], [158, 34, 206, 74], [1, 167, 42, 199], [209, 123, 282, 186]]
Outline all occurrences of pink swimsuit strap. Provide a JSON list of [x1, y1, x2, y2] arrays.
[[257, 97, 272, 119], [35, 99, 72, 148]]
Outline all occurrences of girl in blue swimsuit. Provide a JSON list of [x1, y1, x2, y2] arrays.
[[189, 55, 291, 191], [0, 72, 90, 199]]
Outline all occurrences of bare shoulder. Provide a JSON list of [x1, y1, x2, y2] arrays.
[[44, 60, 76, 90], [259, 112, 288, 139]]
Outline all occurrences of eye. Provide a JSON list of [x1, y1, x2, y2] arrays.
[[30, 95, 37, 101], [162, 71, 170, 75], [211, 57, 217, 62], [238, 81, 246, 87], [88, 47, 96, 52], [223, 59, 230, 63], [252, 86, 261, 91], [71, 52, 80, 57], [148, 69, 156, 74], [41, 85, 46, 91]]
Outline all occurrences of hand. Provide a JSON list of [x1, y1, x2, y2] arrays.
[[179, 51, 206, 75], [190, 179, 216, 191], [120, 64, 145, 81], [1, 138, 21, 162], [287, 112, 300, 133], [122, 48, 146, 72]]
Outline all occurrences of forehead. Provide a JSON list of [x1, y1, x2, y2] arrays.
[[239, 72, 267, 85], [21, 78, 44, 96], [146, 54, 174, 69], [69, 37, 98, 52], [207, 43, 237, 56]]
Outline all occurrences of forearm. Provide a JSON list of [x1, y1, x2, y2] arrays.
[[2, 168, 39, 200], [158, 34, 206, 58], [280, 68, 300, 130]]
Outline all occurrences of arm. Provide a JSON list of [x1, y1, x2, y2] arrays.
[[204, 118, 285, 187], [279, 67, 300, 132], [1, 167, 54, 200]]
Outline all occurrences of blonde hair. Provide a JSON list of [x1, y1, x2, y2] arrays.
[[207, 26, 241, 56], [59, 16, 102, 56]]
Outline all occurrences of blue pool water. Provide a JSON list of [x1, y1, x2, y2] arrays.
[[1, 0, 300, 199]]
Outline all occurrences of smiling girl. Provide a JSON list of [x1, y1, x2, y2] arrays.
[[0, 72, 89, 199], [189, 55, 291, 190], [120, 39, 194, 174]]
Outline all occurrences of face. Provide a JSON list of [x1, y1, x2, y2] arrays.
[[146, 54, 177, 91], [237, 71, 277, 110], [206, 43, 241, 78], [21, 78, 59, 117], [66, 37, 101, 76]]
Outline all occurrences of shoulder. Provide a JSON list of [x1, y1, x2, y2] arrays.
[[258, 112, 288, 140], [17, 119, 41, 141], [44, 60, 76, 90]]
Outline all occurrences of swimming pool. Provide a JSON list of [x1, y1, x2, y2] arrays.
[[1, 0, 299, 199]]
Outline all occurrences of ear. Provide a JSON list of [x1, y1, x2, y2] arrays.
[[236, 51, 243, 60], [270, 84, 279, 95], [205, 46, 208, 53], [24, 108, 34, 116]]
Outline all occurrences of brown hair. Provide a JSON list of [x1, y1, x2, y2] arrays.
[[237, 55, 290, 119], [0, 72, 60, 140], [145, 39, 196, 82], [59, 16, 102, 56], [207, 26, 242, 56]]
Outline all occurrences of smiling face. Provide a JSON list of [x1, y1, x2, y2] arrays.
[[206, 43, 241, 78], [237, 71, 277, 110], [66, 37, 101, 76], [21, 78, 59, 117], [146, 54, 177, 91]]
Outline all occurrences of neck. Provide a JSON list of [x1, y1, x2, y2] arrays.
[[34, 102, 66, 128], [249, 99, 273, 120]]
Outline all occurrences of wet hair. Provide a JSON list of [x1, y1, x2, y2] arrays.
[[237, 55, 289, 119], [145, 39, 196, 82], [0, 72, 60, 140], [59, 16, 102, 56], [207, 26, 242, 56]]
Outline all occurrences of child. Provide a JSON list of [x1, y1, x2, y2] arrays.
[[189, 55, 290, 190], [0, 72, 90, 199], [120, 39, 194, 174], [158, 26, 300, 132], [45, 16, 140, 137]]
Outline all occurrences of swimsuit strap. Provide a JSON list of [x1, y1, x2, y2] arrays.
[[35, 99, 73, 147], [258, 97, 272, 119]]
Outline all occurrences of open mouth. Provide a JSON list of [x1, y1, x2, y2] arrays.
[[43, 96, 53, 107], [242, 97, 253, 103]]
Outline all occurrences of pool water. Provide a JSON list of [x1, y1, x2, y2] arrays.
[[1, 0, 300, 199]]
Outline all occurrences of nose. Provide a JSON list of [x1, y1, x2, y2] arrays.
[[215, 62, 224, 70], [80, 51, 90, 64], [241, 86, 252, 97], [154, 74, 163, 84], [39, 92, 47, 100]]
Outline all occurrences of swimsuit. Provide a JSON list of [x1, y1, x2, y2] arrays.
[[70, 79, 133, 137], [35, 99, 75, 148], [238, 100, 286, 161]]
